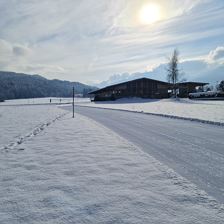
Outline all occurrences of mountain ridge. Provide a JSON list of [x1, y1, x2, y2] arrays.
[[0, 71, 97, 100]]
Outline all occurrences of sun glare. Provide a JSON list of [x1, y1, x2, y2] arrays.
[[139, 3, 161, 25]]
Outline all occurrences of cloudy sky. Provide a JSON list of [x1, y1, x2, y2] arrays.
[[0, 0, 223, 85]]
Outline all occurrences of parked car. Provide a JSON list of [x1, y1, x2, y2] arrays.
[[189, 91, 224, 100]]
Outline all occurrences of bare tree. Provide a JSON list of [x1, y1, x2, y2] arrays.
[[167, 49, 180, 98]]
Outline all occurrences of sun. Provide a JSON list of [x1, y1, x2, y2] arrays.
[[139, 3, 161, 25]]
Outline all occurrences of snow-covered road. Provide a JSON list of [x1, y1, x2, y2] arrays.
[[64, 105, 224, 204]]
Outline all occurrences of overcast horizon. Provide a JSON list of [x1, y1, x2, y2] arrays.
[[0, 0, 223, 86]]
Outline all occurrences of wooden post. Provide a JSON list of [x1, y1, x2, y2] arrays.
[[72, 86, 75, 118]]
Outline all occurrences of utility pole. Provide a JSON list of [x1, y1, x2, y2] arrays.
[[72, 86, 75, 118]]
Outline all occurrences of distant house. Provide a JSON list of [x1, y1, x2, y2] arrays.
[[89, 78, 209, 101]]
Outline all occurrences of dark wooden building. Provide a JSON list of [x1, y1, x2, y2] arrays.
[[89, 78, 170, 101], [89, 78, 209, 101]]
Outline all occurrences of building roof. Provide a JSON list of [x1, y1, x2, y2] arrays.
[[89, 78, 209, 95], [177, 81, 209, 86], [89, 77, 170, 94]]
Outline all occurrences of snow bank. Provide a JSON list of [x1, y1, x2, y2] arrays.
[[76, 98, 224, 124], [0, 109, 223, 223]]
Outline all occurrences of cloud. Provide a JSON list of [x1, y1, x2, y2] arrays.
[[0, 39, 12, 55], [13, 45, 30, 56], [0, 38, 32, 72], [24, 64, 66, 78], [0, 39, 31, 58], [112, 0, 204, 28], [207, 46, 224, 62], [96, 46, 224, 87], [0, 0, 223, 83]]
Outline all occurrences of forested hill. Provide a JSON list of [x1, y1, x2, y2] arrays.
[[0, 71, 97, 100]]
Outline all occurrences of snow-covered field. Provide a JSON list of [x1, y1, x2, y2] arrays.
[[0, 103, 224, 223], [0, 97, 90, 106], [76, 98, 224, 124], [0, 105, 66, 151]]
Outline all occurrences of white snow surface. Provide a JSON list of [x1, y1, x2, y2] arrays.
[[0, 105, 223, 223], [0, 105, 66, 150], [76, 98, 224, 124], [0, 97, 90, 106]]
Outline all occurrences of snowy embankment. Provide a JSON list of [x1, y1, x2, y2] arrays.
[[76, 98, 224, 125], [0, 105, 223, 223]]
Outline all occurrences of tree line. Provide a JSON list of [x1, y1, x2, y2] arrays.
[[0, 71, 97, 101]]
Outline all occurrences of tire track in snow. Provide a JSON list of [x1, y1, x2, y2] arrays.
[[1, 112, 68, 152]]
